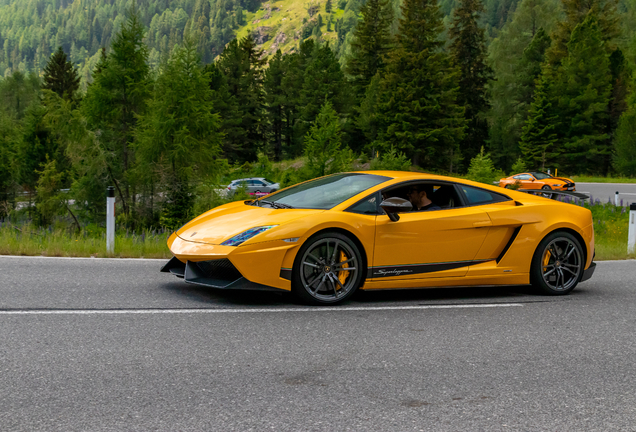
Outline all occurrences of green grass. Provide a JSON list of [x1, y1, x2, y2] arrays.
[[0, 223, 171, 259], [2, 201, 634, 260], [235, 0, 339, 58], [584, 202, 635, 260], [571, 176, 636, 183]]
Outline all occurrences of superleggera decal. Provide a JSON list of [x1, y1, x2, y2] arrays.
[[370, 260, 491, 278]]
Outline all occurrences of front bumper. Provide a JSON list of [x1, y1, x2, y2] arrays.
[[581, 261, 596, 282], [161, 256, 284, 291]]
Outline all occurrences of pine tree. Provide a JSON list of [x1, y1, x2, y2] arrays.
[[487, 0, 559, 170], [449, 0, 492, 164], [82, 7, 151, 216], [547, 0, 620, 66], [519, 72, 560, 170], [264, 50, 286, 160], [326, 0, 333, 13], [613, 87, 636, 177], [303, 100, 353, 177], [204, 62, 243, 162], [0, 111, 21, 216], [216, 35, 267, 162], [280, 40, 315, 157], [344, 0, 394, 96], [375, 0, 466, 171], [136, 39, 222, 229], [42, 47, 80, 103], [298, 42, 351, 150], [555, 15, 613, 173]]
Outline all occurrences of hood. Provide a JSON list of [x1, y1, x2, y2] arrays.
[[176, 202, 323, 245], [552, 177, 574, 183]]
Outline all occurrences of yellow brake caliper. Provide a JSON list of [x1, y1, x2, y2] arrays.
[[543, 249, 552, 269], [338, 251, 349, 288]]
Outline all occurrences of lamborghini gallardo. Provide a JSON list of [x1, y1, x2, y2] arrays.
[[161, 171, 596, 305]]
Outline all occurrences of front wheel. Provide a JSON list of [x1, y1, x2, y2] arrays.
[[530, 231, 584, 295], [292, 232, 364, 305], [541, 185, 552, 198]]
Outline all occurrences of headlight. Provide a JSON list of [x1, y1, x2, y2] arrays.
[[221, 226, 277, 246], [552, 184, 561, 187]]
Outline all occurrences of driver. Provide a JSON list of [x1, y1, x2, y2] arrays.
[[407, 184, 441, 211]]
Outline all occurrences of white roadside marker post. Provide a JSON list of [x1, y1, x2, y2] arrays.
[[615, 191, 619, 206], [107, 186, 115, 253], [629, 203, 636, 255]]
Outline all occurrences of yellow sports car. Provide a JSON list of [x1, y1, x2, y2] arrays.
[[161, 171, 596, 305]]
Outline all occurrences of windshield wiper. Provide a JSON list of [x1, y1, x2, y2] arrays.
[[260, 200, 294, 209]]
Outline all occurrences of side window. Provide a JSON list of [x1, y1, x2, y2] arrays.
[[346, 193, 379, 215], [255, 181, 265, 186], [460, 185, 510, 205]]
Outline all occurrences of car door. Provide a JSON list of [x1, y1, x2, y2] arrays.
[[253, 180, 267, 196], [372, 184, 493, 280], [514, 174, 534, 189]]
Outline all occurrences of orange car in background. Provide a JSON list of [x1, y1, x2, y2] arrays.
[[499, 172, 576, 193]]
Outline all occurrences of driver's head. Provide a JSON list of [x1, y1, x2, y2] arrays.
[[407, 184, 434, 208]]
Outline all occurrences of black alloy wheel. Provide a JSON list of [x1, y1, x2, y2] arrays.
[[530, 231, 584, 295], [292, 232, 364, 305], [541, 185, 552, 198]]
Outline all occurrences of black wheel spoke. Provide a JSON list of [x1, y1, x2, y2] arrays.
[[330, 240, 340, 264], [312, 275, 327, 294], [306, 253, 322, 264], [561, 266, 577, 276], [334, 257, 355, 267]]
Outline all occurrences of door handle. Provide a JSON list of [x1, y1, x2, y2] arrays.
[[473, 220, 492, 227]]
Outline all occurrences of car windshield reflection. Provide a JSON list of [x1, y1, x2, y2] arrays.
[[263, 173, 390, 209]]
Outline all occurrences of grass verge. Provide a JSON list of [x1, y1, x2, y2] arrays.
[[0, 224, 171, 259], [572, 176, 636, 183]]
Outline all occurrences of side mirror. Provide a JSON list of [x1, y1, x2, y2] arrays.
[[380, 197, 413, 222]]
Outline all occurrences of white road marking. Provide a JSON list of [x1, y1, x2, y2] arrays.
[[0, 304, 523, 315]]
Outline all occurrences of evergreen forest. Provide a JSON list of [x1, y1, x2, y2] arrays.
[[1, 0, 636, 232]]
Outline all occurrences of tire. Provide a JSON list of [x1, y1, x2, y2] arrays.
[[541, 185, 552, 198], [292, 232, 364, 305], [530, 231, 584, 295]]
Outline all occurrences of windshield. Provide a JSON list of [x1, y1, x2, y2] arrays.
[[532, 172, 552, 180], [262, 173, 390, 209], [264, 178, 276, 185]]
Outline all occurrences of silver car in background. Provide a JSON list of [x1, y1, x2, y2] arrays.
[[226, 177, 280, 198]]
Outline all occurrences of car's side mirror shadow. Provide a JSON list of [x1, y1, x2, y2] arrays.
[[380, 197, 413, 222]]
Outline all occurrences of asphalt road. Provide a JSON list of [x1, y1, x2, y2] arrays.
[[576, 182, 636, 207], [1, 256, 636, 431]]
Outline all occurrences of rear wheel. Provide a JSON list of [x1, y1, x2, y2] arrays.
[[292, 232, 364, 305], [530, 231, 584, 295]]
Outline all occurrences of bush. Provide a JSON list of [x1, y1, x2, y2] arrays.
[[510, 157, 528, 175], [369, 147, 411, 171], [466, 146, 505, 185]]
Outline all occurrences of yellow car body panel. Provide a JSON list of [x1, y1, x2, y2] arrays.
[[165, 171, 595, 295]]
